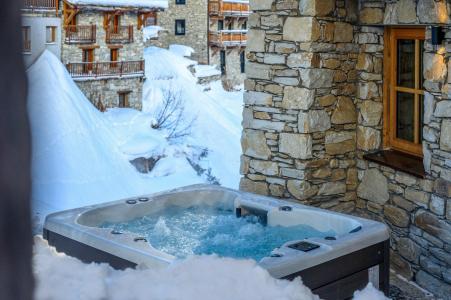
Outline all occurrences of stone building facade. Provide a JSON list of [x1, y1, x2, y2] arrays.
[[158, 0, 248, 86], [241, 0, 451, 297], [60, 0, 165, 110], [157, 0, 209, 63]]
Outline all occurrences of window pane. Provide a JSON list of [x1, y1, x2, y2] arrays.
[[396, 92, 415, 142], [46, 27, 52, 43], [419, 94, 424, 142], [397, 39, 415, 88], [419, 40, 424, 90]]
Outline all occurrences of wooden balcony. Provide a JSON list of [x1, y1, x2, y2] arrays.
[[209, 0, 250, 17], [209, 30, 247, 48], [23, 0, 58, 12], [106, 26, 134, 44], [66, 60, 145, 79], [64, 25, 96, 44]]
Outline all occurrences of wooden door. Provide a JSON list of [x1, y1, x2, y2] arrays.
[[82, 49, 94, 72]]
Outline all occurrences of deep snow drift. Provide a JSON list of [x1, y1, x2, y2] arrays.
[[34, 236, 389, 300]]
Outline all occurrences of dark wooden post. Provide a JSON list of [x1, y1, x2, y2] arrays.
[[0, 1, 33, 300]]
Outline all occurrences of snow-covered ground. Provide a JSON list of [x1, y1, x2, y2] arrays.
[[34, 236, 388, 300]]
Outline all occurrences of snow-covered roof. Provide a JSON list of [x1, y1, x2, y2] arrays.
[[66, 0, 168, 9]]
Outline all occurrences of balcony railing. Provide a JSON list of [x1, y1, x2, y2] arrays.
[[106, 25, 134, 44], [209, 0, 250, 17], [64, 25, 96, 44], [66, 60, 145, 79], [209, 30, 247, 47], [23, 0, 58, 11]]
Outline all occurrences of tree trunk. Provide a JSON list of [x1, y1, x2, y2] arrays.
[[0, 0, 34, 299]]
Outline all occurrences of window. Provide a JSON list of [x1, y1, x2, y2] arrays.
[[218, 20, 224, 31], [46, 26, 57, 43], [175, 19, 185, 35], [220, 50, 226, 75], [22, 26, 31, 52], [175, 0, 186, 4], [118, 91, 130, 108], [110, 48, 118, 67], [240, 51, 245, 74], [384, 27, 425, 156]]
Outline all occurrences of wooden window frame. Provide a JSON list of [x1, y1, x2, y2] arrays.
[[46, 26, 57, 44], [383, 27, 425, 157]]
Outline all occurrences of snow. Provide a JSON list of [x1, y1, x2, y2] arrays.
[[143, 25, 163, 41], [28, 48, 242, 228], [34, 236, 388, 300], [194, 64, 222, 78], [169, 44, 195, 57], [67, 0, 168, 9]]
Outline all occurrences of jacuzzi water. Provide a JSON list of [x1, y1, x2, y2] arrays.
[[101, 205, 336, 261]]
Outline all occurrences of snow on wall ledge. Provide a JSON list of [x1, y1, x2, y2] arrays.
[[33, 236, 388, 300], [66, 0, 168, 9]]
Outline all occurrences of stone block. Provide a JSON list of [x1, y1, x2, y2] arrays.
[[283, 17, 320, 42], [359, 7, 384, 24], [423, 53, 447, 82], [281, 86, 315, 110], [318, 182, 346, 196], [298, 110, 331, 133], [246, 62, 272, 80], [430, 195, 445, 215], [359, 101, 383, 126], [250, 160, 278, 176], [241, 129, 271, 160], [416, 270, 451, 299], [299, 69, 334, 88], [357, 168, 389, 205], [247, 29, 266, 52], [287, 52, 319, 68], [434, 100, 451, 118], [279, 133, 312, 159], [331, 96, 356, 124], [244, 91, 272, 105], [357, 126, 381, 151], [299, 0, 335, 17], [415, 210, 451, 244], [239, 178, 268, 195], [397, 0, 417, 23], [333, 22, 353, 43], [440, 119, 451, 151], [398, 238, 421, 263], [384, 205, 410, 227], [249, 0, 273, 11], [405, 188, 430, 208], [417, 0, 449, 24], [325, 131, 356, 155], [287, 180, 318, 200]]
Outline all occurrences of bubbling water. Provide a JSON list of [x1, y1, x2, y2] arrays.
[[101, 206, 335, 261]]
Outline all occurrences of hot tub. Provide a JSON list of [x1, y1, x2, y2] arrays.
[[44, 184, 390, 299]]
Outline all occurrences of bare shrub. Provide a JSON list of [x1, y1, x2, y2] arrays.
[[151, 87, 196, 141]]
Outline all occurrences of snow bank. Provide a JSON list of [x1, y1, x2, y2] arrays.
[[169, 44, 195, 58], [27, 51, 202, 227], [34, 236, 388, 300], [143, 25, 163, 41], [194, 64, 222, 78], [66, 0, 168, 9], [143, 47, 243, 188]]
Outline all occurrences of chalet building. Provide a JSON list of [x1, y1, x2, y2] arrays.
[[241, 0, 451, 297], [22, 0, 166, 110], [21, 0, 62, 67], [158, 0, 248, 86]]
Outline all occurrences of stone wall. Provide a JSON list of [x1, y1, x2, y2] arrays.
[[76, 77, 143, 110], [157, 0, 209, 63], [242, 0, 451, 297], [210, 48, 246, 88]]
